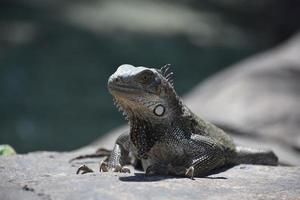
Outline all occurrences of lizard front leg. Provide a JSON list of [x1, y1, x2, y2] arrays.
[[164, 134, 225, 178], [185, 134, 226, 178], [100, 132, 131, 173]]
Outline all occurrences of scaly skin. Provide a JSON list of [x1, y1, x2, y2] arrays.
[[98, 64, 278, 178]]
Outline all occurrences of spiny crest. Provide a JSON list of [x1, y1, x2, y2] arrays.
[[159, 64, 174, 87], [159, 64, 183, 111]]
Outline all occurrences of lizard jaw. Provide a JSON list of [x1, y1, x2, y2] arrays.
[[108, 83, 142, 95]]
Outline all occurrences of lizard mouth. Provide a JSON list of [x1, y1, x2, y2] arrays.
[[108, 83, 142, 94]]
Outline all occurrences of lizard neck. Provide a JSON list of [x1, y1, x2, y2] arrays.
[[129, 117, 164, 159], [128, 101, 185, 159]]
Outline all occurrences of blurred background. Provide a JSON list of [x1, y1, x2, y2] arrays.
[[1, 0, 300, 153]]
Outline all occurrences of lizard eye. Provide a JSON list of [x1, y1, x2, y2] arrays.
[[142, 75, 149, 81], [137, 70, 155, 84]]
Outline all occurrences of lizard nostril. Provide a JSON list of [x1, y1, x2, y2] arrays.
[[115, 77, 120, 83]]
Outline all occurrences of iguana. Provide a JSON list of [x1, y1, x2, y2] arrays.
[[75, 64, 278, 178]]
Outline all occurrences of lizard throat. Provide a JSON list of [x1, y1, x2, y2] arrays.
[[129, 117, 165, 159]]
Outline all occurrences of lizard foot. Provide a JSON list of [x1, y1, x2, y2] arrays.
[[99, 161, 130, 173], [76, 165, 94, 174], [185, 166, 195, 179]]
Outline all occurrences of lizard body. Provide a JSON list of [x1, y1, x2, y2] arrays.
[[98, 64, 278, 178]]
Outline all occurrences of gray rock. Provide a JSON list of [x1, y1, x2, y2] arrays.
[[185, 33, 300, 165], [0, 152, 300, 200]]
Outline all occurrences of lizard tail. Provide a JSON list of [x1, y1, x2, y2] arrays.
[[229, 146, 278, 166]]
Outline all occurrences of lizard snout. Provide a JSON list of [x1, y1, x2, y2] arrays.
[[107, 74, 120, 90]]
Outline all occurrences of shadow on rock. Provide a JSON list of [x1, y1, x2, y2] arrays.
[[119, 173, 170, 182], [119, 167, 231, 182]]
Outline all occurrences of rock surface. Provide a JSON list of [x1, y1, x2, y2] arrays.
[[1, 152, 300, 200], [185, 33, 300, 148], [184, 33, 300, 166]]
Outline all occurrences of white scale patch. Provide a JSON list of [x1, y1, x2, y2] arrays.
[[154, 105, 165, 116]]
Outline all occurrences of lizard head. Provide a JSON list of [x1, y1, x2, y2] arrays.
[[108, 64, 182, 120]]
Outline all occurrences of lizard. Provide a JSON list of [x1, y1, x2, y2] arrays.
[[76, 64, 278, 178]]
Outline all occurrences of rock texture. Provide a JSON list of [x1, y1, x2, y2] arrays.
[[0, 152, 300, 200], [185, 33, 300, 166]]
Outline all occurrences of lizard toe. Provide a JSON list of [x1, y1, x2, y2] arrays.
[[120, 167, 131, 173], [76, 165, 94, 174], [99, 160, 109, 172], [185, 166, 195, 179]]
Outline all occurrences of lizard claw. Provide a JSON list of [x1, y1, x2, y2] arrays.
[[185, 166, 195, 179], [99, 160, 109, 172], [99, 160, 130, 173], [76, 165, 94, 174], [120, 167, 130, 173], [120, 167, 131, 173]]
